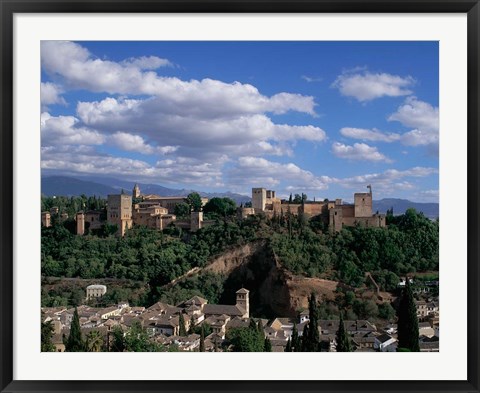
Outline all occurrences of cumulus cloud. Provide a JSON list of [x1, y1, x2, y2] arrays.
[[335, 166, 438, 194], [41, 82, 66, 109], [41, 41, 316, 116], [41, 145, 225, 187], [332, 142, 392, 163], [337, 167, 438, 189], [41, 112, 105, 145], [340, 127, 401, 143], [228, 156, 331, 190], [108, 132, 177, 155], [75, 97, 326, 160], [388, 97, 439, 146], [332, 70, 415, 102]]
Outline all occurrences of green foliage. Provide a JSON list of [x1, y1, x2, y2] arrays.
[[85, 330, 104, 352], [65, 307, 85, 352], [285, 338, 292, 352], [378, 302, 396, 321], [110, 326, 125, 352], [303, 293, 320, 352], [41, 320, 56, 352], [203, 197, 237, 218], [397, 279, 420, 352], [199, 325, 205, 352], [226, 319, 265, 352], [187, 192, 203, 212], [178, 313, 187, 336], [291, 321, 300, 352], [174, 202, 191, 218], [264, 337, 272, 352], [335, 313, 352, 352], [124, 320, 163, 352]]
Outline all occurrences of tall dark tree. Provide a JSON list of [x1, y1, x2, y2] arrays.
[[285, 338, 292, 352], [305, 293, 320, 351], [264, 337, 272, 352], [65, 307, 84, 352], [335, 313, 352, 352], [188, 315, 195, 334], [41, 320, 56, 352], [199, 325, 205, 352], [291, 321, 300, 352], [178, 313, 187, 336], [301, 323, 309, 352], [397, 278, 420, 351], [110, 326, 125, 352]]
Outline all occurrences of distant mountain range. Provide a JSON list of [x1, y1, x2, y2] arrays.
[[41, 175, 251, 205], [372, 198, 439, 219], [41, 175, 439, 217]]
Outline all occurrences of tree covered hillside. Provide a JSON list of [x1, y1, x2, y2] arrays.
[[41, 195, 438, 309]]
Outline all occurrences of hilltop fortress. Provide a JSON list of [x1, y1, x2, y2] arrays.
[[42, 183, 385, 235], [245, 186, 386, 232]]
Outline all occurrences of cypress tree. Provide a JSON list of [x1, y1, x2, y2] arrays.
[[179, 313, 187, 336], [335, 313, 352, 352], [291, 321, 300, 352], [397, 278, 420, 351], [65, 307, 84, 352], [264, 337, 272, 352], [188, 315, 195, 334], [306, 293, 320, 351], [301, 323, 309, 352], [285, 338, 292, 352], [199, 325, 205, 352]]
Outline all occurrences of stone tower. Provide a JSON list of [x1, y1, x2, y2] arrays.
[[190, 211, 203, 232], [107, 193, 133, 236], [76, 211, 85, 236], [252, 188, 267, 211], [354, 186, 373, 218], [236, 288, 250, 318], [133, 183, 141, 199], [41, 212, 51, 227]]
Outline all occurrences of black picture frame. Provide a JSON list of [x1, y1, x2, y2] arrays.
[[1, 1, 479, 392]]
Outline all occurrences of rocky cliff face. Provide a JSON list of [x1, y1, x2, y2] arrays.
[[199, 241, 339, 318]]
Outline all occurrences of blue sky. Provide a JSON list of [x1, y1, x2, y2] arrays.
[[41, 41, 439, 202]]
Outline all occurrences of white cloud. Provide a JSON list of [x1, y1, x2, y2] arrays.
[[229, 156, 331, 190], [42, 41, 316, 116], [335, 166, 438, 194], [109, 132, 163, 155], [41, 145, 224, 187], [340, 127, 401, 143], [41, 82, 66, 109], [121, 56, 172, 70], [332, 142, 392, 163], [388, 97, 439, 146], [75, 97, 326, 160], [41, 145, 156, 178], [301, 75, 323, 83], [332, 71, 415, 102], [41, 112, 105, 146]]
